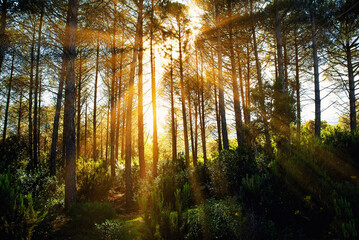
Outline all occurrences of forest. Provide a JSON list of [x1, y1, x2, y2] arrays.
[[0, 0, 358, 239]]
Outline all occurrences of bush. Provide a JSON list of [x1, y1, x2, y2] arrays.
[[322, 128, 359, 163], [94, 219, 130, 240], [0, 135, 28, 174], [209, 146, 259, 197], [68, 201, 117, 229], [0, 171, 46, 239], [186, 198, 246, 240], [77, 158, 114, 201]]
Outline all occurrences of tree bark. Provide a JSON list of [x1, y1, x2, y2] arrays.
[[125, 13, 140, 207], [200, 56, 207, 163], [49, 55, 66, 176], [151, 0, 159, 177], [294, 30, 301, 137], [0, 0, 7, 72], [138, 0, 145, 178], [93, 39, 99, 161], [64, 0, 78, 210], [346, 40, 356, 132], [311, 14, 321, 138], [28, 24, 36, 163], [76, 51, 82, 160], [238, 52, 246, 129], [250, 0, 270, 148], [170, 48, 177, 162], [228, 22, 244, 146], [212, 50, 222, 151], [110, 1, 118, 177], [188, 91, 196, 165], [178, 22, 190, 164], [17, 89, 23, 135], [216, 6, 229, 150], [2, 50, 14, 142], [33, 6, 44, 166]]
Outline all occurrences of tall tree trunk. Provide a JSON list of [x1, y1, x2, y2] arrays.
[[250, 0, 270, 148], [18, 89, 23, 135], [33, 7, 44, 165], [115, 38, 123, 162], [2, 50, 14, 141], [110, 2, 118, 177], [64, 0, 78, 210], [0, 0, 7, 72], [188, 92, 196, 165], [93, 39, 99, 161], [216, 7, 229, 150], [49, 55, 66, 176], [200, 56, 207, 163], [294, 30, 301, 137], [125, 14, 140, 207], [151, 0, 159, 177], [194, 101, 198, 167], [121, 98, 125, 160], [29, 24, 36, 163], [245, 44, 251, 124], [105, 100, 109, 163], [346, 41, 356, 132], [311, 14, 321, 138], [170, 48, 176, 162], [178, 23, 190, 164], [238, 52, 246, 129], [138, 0, 145, 178], [228, 23, 244, 146], [212, 50, 222, 151], [84, 103, 88, 158], [274, 3, 289, 144], [38, 74, 42, 158], [76, 51, 82, 160]]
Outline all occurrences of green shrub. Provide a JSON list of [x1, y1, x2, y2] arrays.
[[0, 171, 46, 240], [322, 128, 359, 163], [0, 135, 28, 174], [186, 198, 247, 240], [332, 197, 358, 239], [209, 146, 259, 197], [77, 158, 114, 201], [68, 201, 117, 229], [94, 219, 130, 240]]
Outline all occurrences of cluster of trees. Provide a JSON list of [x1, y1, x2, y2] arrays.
[[0, 0, 358, 209]]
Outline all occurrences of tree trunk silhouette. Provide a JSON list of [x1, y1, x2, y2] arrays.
[[151, 0, 159, 177], [138, 0, 145, 178], [178, 22, 190, 164], [125, 13, 141, 207], [33, 6, 44, 166], [2, 51, 14, 142], [93, 39, 99, 161], [49, 55, 67, 176], [64, 0, 78, 210], [311, 14, 321, 138], [170, 48, 176, 162]]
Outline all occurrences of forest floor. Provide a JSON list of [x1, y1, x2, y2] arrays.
[[50, 187, 144, 240]]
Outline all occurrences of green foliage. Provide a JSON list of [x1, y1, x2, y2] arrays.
[[94, 219, 131, 240], [0, 135, 28, 174], [332, 197, 358, 238], [140, 181, 193, 240], [0, 171, 46, 240], [15, 165, 64, 239], [68, 201, 117, 229], [322, 127, 359, 163], [77, 158, 114, 201], [186, 198, 246, 240], [209, 146, 259, 197]]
